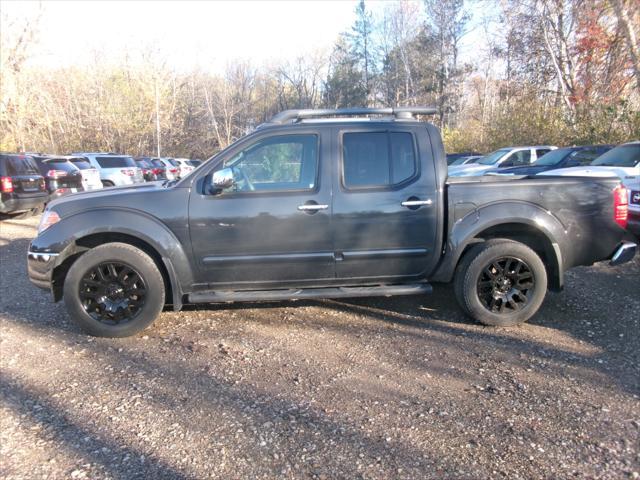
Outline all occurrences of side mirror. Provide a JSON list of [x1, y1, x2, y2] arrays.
[[206, 167, 235, 194]]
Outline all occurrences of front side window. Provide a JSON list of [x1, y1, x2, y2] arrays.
[[342, 131, 417, 188], [504, 150, 532, 167], [223, 134, 318, 192]]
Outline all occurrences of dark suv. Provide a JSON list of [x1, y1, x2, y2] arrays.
[[31, 156, 85, 199], [0, 154, 48, 216]]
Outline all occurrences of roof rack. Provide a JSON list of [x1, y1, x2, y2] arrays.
[[268, 107, 437, 125]]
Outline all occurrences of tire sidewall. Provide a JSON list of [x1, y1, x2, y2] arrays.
[[63, 243, 165, 337], [461, 242, 547, 327]]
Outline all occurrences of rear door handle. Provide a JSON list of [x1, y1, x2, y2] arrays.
[[297, 204, 329, 211], [401, 199, 432, 207]]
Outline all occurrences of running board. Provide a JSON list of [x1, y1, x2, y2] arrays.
[[187, 283, 432, 304]]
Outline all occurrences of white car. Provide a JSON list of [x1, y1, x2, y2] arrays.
[[448, 146, 557, 177], [67, 156, 103, 191], [174, 158, 195, 177]]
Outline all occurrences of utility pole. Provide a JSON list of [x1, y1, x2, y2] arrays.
[[155, 76, 161, 157]]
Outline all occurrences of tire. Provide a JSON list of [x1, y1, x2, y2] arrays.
[[102, 180, 115, 188], [63, 242, 165, 337], [454, 239, 547, 327]]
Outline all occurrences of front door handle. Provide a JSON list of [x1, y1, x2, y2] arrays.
[[297, 204, 329, 211], [401, 199, 432, 207]]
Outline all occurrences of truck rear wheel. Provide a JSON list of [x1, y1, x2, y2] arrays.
[[63, 242, 165, 337], [454, 239, 547, 327]]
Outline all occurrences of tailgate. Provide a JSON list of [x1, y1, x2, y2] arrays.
[[12, 175, 43, 194]]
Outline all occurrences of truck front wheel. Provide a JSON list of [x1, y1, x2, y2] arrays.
[[63, 242, 165, 337], [454, 239, 547, 327]]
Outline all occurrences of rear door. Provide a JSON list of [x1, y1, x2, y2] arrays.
[[188, 127, 334, 286], [331, 125, 439, 281]]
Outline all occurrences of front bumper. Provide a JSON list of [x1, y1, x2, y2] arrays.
[[609, 242, 637, 266], [27, 251, 59, 290]]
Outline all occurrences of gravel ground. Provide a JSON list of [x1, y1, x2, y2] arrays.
[[1, 216, 639, 479]]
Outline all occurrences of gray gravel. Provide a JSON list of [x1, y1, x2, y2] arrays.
[[1, 216, 639, 479]]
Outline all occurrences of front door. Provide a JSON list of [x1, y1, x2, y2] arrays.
[[331, 126, 439, 281], [188, 129, 334, 287]]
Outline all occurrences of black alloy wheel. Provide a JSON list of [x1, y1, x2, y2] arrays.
[[476, 256, 534, 314], [79, 262, 147, 325]]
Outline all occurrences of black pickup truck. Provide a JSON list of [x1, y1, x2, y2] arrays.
[[27, 108, 637, 337]]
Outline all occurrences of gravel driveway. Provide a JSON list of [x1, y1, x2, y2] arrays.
[[1, 216, 638, 479]]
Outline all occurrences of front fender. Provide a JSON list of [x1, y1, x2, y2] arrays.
[[431, 201, 567, 287], [30, 207, 194, 306]]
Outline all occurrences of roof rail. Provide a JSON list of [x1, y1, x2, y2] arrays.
[[268, 107, 437, 124]]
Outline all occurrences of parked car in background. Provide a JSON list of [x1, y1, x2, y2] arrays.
[[67, 157, 103, 191], [0, 154, 48, 217], [446, 152, 481, 165], [148, 158, 168, 180], [449, 155, 482, 166], [449, 146, 557, 177], [627, 176, 640, 237], [31, 156, 85, 200], [484, 145, 613, 176], [134, 158, 158, 181], [174, 158, 195, 177], [72, 153, 144, 187], [153, 157, 180, 180], [538, 141, 639, 179]]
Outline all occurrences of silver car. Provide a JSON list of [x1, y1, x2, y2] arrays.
[[67, 156, 103, 191], [73, 153, 144, 187]]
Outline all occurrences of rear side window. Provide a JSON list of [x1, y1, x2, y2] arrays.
[[96, 156, 136, 168], [69, 159, 93, 170], [342, 131, 417, 188], [2, 156, 40, 175]]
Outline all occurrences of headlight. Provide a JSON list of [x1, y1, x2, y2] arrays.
[[38, 210, 61, 234]]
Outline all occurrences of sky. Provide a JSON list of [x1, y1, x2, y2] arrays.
[[2, 0, 365, 71], [1, 0, 487, 72]]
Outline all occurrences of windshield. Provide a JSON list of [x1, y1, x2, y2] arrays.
[[534, 148, 572, 166], [451, 156, 471, 166], [477, 149, 511, 165], [591, 144, 640, 167], [96, 156, 136, 168]]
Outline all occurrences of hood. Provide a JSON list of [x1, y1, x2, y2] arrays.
[[485, 165, 549, 176], [48, 181, 167, 210], [537, 166, 640, 180]]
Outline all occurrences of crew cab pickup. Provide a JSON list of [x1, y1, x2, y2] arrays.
[[27, 107, 637, 337]]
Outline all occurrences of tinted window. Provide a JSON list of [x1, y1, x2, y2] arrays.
[[2, 156, 40, 175], [69, 159, 93, 170], [224, 134, 318, 192], [591, 144, 640, 167], [42, 160, 77, 173], [570, 148, 602, 165], [150, 159, 164, 168], [165, 158, 179, 167], [342, 131, 416, 188], [535, 149, 551, 159], [534, 148, 571, 166], [136, 160, 151, 169], [96, 156, 136, 168]]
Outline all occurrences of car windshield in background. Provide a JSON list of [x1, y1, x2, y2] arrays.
[[69, 159, 93, 170], [5, 156, 40, 175], [167, 159, 179, 167], [96, 156, 136, 168], [533, 148, 571, 166], [450, 156, 472, 166], [591, 144, 640, 167], [477, 149, 510, 165], [43, 160, 77, 172]]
